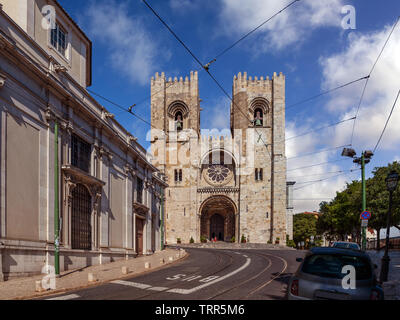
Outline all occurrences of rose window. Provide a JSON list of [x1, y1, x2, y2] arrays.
[[207, 165, 230, 183]]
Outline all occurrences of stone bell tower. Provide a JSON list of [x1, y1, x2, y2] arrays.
[[150, 71, 201, 244], [231, 72, 287, 244]]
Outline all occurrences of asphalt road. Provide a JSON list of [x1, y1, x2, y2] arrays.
[[38, 248, 304, 300]]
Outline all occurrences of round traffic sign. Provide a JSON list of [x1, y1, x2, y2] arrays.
[[360, 211, 371, 220]]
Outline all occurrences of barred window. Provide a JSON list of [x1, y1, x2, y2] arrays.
[[51, 23, 67, 56], [71, 134, 91, 173], [174, 169, 182, 182]]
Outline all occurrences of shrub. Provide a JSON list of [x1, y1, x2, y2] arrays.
[[287, 240, 296, 248], [241, 235, 246, 243], [177, 238, 181, 244], [200, 235, 207, 243], [190, 237, 195, 244], [231, 236, 236, 243]]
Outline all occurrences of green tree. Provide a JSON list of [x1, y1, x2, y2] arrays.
[[317, 161, 400, 246], [317, 181, 362, 242], [293, 214, 317, 248], [367, 162, 400, 249]]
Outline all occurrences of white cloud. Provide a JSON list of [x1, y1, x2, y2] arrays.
[[319, 23, 400, 151], [201, 97, 231, 131], [169, 0, 198, 13], [84, 1, 162, 85], [218, 0, 345, 51], [286, 121, 356, 213]]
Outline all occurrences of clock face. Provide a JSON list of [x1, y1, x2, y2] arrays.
[[255, 131, 267, 146]]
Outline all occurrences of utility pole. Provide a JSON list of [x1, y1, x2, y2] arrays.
[[342, 148, 373, 251], [361, 153, 367, 251]]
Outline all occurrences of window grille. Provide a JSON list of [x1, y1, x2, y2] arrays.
[[71, 184, 92, 250]]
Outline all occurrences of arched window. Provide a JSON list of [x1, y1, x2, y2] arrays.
[[254, 108, 263, 127], [175, 111, 183, 131]]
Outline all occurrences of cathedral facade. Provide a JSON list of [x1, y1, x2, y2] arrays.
[[150, 71, 287, 245]]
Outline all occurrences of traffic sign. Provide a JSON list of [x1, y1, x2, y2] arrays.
[[361, 220, 368, 227], [360, 211, 371, 220]]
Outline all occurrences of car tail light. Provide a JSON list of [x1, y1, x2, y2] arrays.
[[291, 279, 299, 296], [370, 290, 380, 300]]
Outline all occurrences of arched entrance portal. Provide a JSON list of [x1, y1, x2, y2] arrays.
[[200, 196, 236, 242], [210, 214, 224, 240]]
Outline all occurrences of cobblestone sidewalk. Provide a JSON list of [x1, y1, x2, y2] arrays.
[[367, 250, 400, 300], [0, 248, 187, 300]]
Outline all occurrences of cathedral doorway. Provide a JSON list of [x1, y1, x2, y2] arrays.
[[200, 196, 237, 242], [210, 214, 224, 240]]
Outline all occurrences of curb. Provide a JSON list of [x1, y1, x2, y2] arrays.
[[7, 251, 189, 301]]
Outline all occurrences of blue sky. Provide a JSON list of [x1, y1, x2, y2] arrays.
[[59, 0, 400, 234]]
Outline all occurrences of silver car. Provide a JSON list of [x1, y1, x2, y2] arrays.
[[288, 247, 383, 300]]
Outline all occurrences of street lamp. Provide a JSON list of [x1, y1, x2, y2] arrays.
[[341, 148, 374, 251], [380, 170, 399, 282]]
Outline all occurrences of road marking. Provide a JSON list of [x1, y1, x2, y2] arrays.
[[167, 257, 251, 295], [111, 280, 151, 289], [247, 254, 288, 297], [46, 294, 80, 300], [147, 286, 169, 291]]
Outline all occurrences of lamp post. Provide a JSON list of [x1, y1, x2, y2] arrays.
[[341, 148, 374, 251], [380, 170, 399, 282]]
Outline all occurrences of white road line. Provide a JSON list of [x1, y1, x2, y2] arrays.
[[147, 286, 169, 291], [111, 280, 151, 289], [167, 257, 251, 295], [46, 294, 80, 300]]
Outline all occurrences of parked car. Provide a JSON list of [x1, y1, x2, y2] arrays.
[[332, 241, 361, 251], [288, 247, 383, 300]]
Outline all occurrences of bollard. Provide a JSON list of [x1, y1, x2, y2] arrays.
[[122, 266, 129, 275], [145, 262, 151, 269], [88, 273, 97, 283], [35, 280, 44, 292], [160, 258, 165, 265]]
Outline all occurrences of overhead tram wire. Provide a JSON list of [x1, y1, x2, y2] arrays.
[[294, 169, 357, 185], [141, 0, 275, 158], [284, 117, 356, 142], [142, 0, 362, 172], [128, 0, 299, 112], [286, 159, 347, 172], [373, 88, 400, 153], [286, 75, 369, 112], [208, 0, 301, 64], [86, 88, 155, 128], [293, 172, 349, 191], [350, 16, 400, 145], [288, 169, 355, 179], [287, 144, 351, 160]]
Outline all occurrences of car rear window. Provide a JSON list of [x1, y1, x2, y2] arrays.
[[333, 243, 359, 249], [301, 254, 372, 280]]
